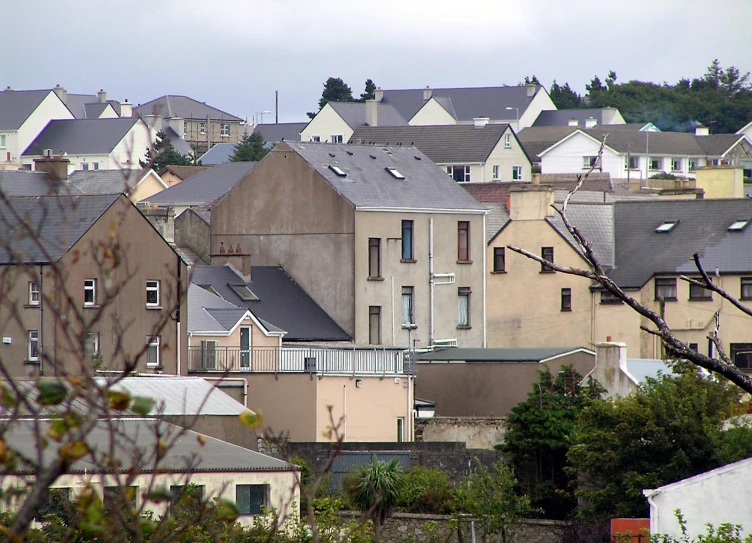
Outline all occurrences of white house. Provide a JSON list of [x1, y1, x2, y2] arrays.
[[644, 457, 752, 539], [0, 88, 73, 168], [21, 117, 154, 174], [300, 100, 407, 143]]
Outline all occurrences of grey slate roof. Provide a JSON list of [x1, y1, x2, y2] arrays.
[[625, 358, 676, 384], [0, 89, 54, 130], [22, 117, 141, 156], [191, 265, 350, 342], [379, 85, 546, 123], [135, 95, 242, 122], [65, 93, 122, 119], [609, 199, 752, 287], [199, 143, 235, 165], [327, 102, 407, 129], [188, 283, 254, 334], [584, 127, 747, 157], [517, 126, 579, 159], [67, 169, 152, 195], [140, 162, 257, 207], [546, 203, 615, 267], [532, 108, 623, 127], [349, 124, 516, 164], [158, 165, 211, 181], [253, 122, 306, 143], [162, 126, 194, 156], [5, 418, 296, 474], [0, 170, 81, 197], [485, 203, 509, 244], [417, 346, 592, 362], [0, 194, 120, 264], [283, 141, 487, 212]]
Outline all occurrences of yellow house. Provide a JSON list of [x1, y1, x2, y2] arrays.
[[67, 167, 168, 202]]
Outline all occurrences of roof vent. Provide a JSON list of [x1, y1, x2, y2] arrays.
[[655, 221, 678, 233], [728, 219, 750, 232], [328, 152, 335, 157], [385, 167, 405, 180], [370, 154, 377, 160], [328, 164, 347, 177], [346, 150, 354, 155]]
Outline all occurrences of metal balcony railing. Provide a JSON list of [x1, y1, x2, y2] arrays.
[[187, 346, 414, 375]]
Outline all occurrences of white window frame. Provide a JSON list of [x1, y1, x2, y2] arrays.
[[492, 165, 500, 180], [447, 165, 471, 183], [220, 123, 230, 137], [28, 281, 40, 306], [671, 158, 682, 171], [199, 122, 206, 134], [84, 278, 97, 307], [28, 330, 39, 361], [458, 287, 471, 327], [625, 156, 639, 169], [311, 135, 321, 142], [330, 134, 343, 143], [512, 166, 523, 180], [146, 280, 160, 308], [582, 156, 600, 169], [401, 287, 414, 326], [649, 157, 663, 171], [0, 134, 6, 148], [146, 336, 160, 367], [688, 159, 696, 171], [504, 134, 511, 149], [81, 162, 89, 171]]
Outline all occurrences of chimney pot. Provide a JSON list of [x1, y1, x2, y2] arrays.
[[235, 244, 242, 254], [219, 242, 226, 254], [568, 118, 579, 127]]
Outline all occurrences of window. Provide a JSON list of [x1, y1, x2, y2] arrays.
[[689, 343, 699, 352], [84, 278, 97, 306], [447, 165, 471, 183], [492, 165, 500, 180], [368, 238, 381, 278], [625, 156, 639, 169], [731, 343, 752, 370], [655, 221, 678, 233], [28, 281, 39, 306], [328, 164, 347, 177], [649, 157, 663, 170], [199, 122, 206, 134], [504, 134, 512, 149], [493, 247, 506, 272], [330, 134, 343, 143], [512, 166, 523, 180], [369, 306, 381, 345], [688, 159, 696, 171], [81, 162, 89, 171], [86, 332, 100, 357], [655, 278, 677, 301], [146, 280, 160, 307], [0, 134, 6, 148], [93, 162, 99, 170], [582, 156, 600, 169], [401, 287, 414, 326], [311, 135, 321, 142], [401, 220, 414, 261], [229, 284, 259, 301], [103, 486, 137, 512], [236, 484, 267, 516], [600, 291, 623, 305], [741, 277, 752, 300], [541, 247, 554, 273], [201, 340, 217, 370], [458, 287, 471, 327], [457, 221, 470, 262], [689, 279, 712, 301], [561, 288, 572, 311], [28, 330, 39, 361], [220, 123, 230, 137], [146, 336, 160, 367], [728, 220, 750, 232], [385, 167, 405, 179], [397, 418, 405, 442], [671, 158, 682, 171]]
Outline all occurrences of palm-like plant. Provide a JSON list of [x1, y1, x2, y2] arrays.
[[351, 457, 403, 542]]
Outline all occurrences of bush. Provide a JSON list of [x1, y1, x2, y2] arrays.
[[397, 466, 457, 514]]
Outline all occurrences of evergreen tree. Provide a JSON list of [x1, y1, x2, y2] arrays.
[[549, 80, 582, 109], [359, 78, 377, 101], [139, 131, 191, 171], [308, 77, 355, 118], [229, 132, 268, 162]]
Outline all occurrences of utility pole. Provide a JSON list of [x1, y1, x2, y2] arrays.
[[275, 90, 279, 124]]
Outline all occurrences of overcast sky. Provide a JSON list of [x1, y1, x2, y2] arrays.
[[3, 0, 751, 123]]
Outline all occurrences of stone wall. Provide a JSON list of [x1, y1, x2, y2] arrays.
[[416, 417, 506, 449], [341, 511, 566, 543]]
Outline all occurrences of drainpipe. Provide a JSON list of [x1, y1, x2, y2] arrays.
[[176, 255, 182, 375], [391, 276, 395, 345], [429, 218, 434, 347], [406, 373, 413, 441], [481, 213, 487, 348], [342, 385, 347, 442], [39, 264, 44, 376]]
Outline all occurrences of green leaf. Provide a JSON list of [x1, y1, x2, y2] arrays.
[[59, 440, 89, 461], [216, 498, 240, 522], [47, 419, 68, 442], [146, 486, 172, 502], [131, 396, 154, 416], [239, 410, 261, 428], [106, 390, 132, 411], [37, 380, 67, 406]]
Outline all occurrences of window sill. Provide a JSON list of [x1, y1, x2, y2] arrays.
[[654, 298, 678, 302], [146, 364, 163, 370], [401, 259, 417, 264], [490, 270, 507, 274], [83, 304, 100, 309], [24, 304, 41, 309], [741, 297, 752, 301], [146, 305, 163, 310], [560, 308, 572, 312], [24, 359, 40, 365], [457, 260, 473, 265], [688, 298, 713, 302], [457, 325, 472, 330], [367, 277, 385, 282], [401, 325, 417, 330], [539, 270, 555, 274]]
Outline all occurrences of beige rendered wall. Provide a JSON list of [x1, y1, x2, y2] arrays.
[[486, 219, 593, 348], [484, 129, 531, 182], [128, 173, 165, 202], [354, 211, 485, 348], [300, 104, 353, 143], [243, 373, 319, 441], [695, 167, 744, 199], [408, 99, 457, 125], [316, 375, 412, 442], [210, 145, 356, 337], [189, 316, 280, 349]]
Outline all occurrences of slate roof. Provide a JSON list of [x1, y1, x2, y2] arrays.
[[22, 117, 142, 156], [609, 199, 752, 287], [349, 124, 515, 164], [199, 142, 235, 164], [140, 162, 257, 207], [188, 283, 254, 334], [135, 95, 242, 121], [253, 122, 306, 143], [282, 141, 487, 212], [417, 346, 592, 362], [532, 108, 623, 127], [485, 203, 509, 244], [0, 170, 81, 197], [0, 194, 120, 263], [162, 126, 194, 156], [327, 102, 407, 129], [546, 203, 615, 267], [517, 126, 579, 159], [67, 169, 153, 195], [379, 85, 546, 122], [64, 93, 122, 119], [0, 90, 55, 130], [5, 418, 296, 474], [191, 265, 350, 342], [625, 358, 676, 384], [158, 165, 211, 181]]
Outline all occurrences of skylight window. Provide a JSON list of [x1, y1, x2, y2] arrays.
[[328, 164, 347, 177], [228, 284, 258, 302], [369, 154, 377, 160], [655, 221, 678, 233], [385, 167, 405, 179], [728, 220, 750, 232]]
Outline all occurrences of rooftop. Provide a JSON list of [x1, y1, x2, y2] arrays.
[[135, 95, 242, 122], [22, 117, 142, 156], [67, 168, 157, 195], [417, 346, 593, 363], [199, 143, 236, 165], [0, 89, 58, 130], [253, 122, 306, 143]]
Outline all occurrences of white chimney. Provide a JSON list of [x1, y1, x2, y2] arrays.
[[53, 84, 67, 104], [375, 87, 384, 102], [526, 83, 537, 97], [568, 118, 579, 127], [473, 117, 490, 129], [120, 99, 133, 118], [366, 99, 378, 127], [167, 116, 185, 136], [585, 117, 598, 129], [593, 342, 633, 398], [97, 89, 107, 103], [143, 114, 163, 134], [695, 125, 709, 136], [423, 86, 432, 101]]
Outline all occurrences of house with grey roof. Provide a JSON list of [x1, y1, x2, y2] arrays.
[[350, 122, 531, 182], [21, 117, 153, 174], [211, 141, 487, 350], [253, 122, 307, 146], [135, 95, 244, 154], [0, 87, 73, 167], [199, 142, 236, 164], [51, 85, 124, 119], [300, 100, 407, 144], [0, 169, 81, 197], [67, 168, 167, 201], [531, 107, 626, 128]]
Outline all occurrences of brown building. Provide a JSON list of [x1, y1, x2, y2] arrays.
[[0, 194, 188, 377]]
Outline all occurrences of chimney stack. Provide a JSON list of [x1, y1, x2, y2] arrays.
[[211, 244, 252, 282], [33, 155, 70, 181], [53, 84, 67, 104], [473, 117, 490, 129], [97, 89, 107, 103], [374, 87, 384, 102], [366, 99, 378, 127], [526, 83, 537, 97], [593, 342, 632, 398], [167, 116, 185, 136], [3, 86, 12, 91], [120, 99, 133, 118], [423, 86, 432, 101], [568, 118, 579, 127], [695, 125, 709, 136], [509, 185, 554, 221], [585, 117, 598, 129]]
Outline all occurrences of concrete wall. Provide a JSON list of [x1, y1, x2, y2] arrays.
[[245, 372, 319, 442], [300, 103, 353, 143], [418, 417, 506, 449], [695, 166, 744, 199], [416, 351, 595, 417], [174, 209, 210, 263], [162, 414, 258, 451]]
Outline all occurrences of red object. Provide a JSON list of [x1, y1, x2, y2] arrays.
[[611, 519, 650, 542]]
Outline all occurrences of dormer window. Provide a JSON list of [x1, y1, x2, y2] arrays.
[[655, 221, 678, 233], [328, 165, 347, 177], [386, 167, 405, 179], [728, 220, 750, 232]]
